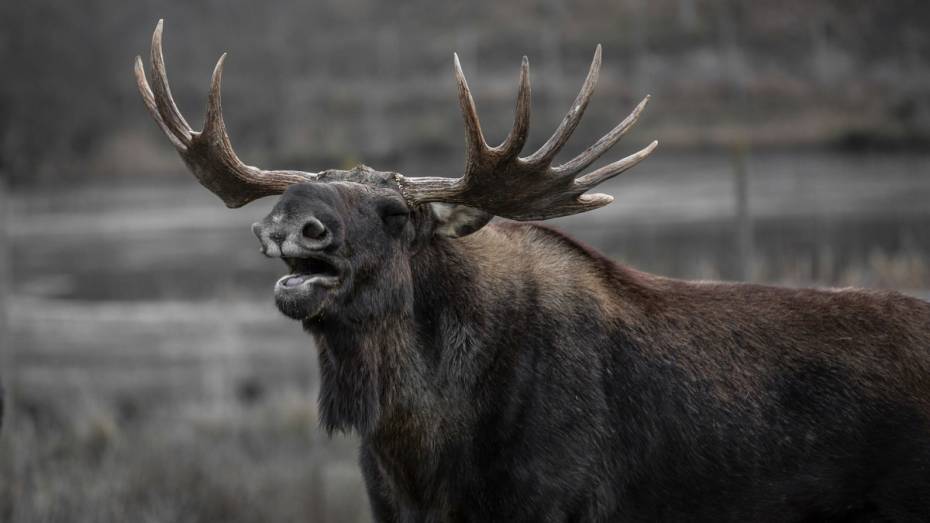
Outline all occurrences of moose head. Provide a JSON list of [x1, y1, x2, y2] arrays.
[[134, 21, 655, 328]]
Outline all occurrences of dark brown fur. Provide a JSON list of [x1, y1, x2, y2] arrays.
[[254, 182, 930, 522], [136, 25, 930, 518]]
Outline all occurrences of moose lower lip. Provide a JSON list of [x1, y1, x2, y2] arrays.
[[276, 273, 340, 289]]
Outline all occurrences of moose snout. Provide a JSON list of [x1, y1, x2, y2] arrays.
[[252, 215, 332, 258]]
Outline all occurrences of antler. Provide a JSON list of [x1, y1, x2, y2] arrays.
[[134, 20, 319, 208], [135, 22, 656, 218], [395, 45, 657, 221]]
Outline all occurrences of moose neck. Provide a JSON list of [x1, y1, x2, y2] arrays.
[[303, 267, 423, 435], [303, 236, 489, 437], [303, 222, 639, 437]]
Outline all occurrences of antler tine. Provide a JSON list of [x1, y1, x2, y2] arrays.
[[201, 51, 255, 176], [574, 140, 658, 190], [523, 44, 601, 166], [203, 53, 228, 138], [453, 53, 488, 159], [149, 20, 193, 147], [135, 20, 319, 208], [554, 95, 650, 176], [134, 57, 188, 151], [497, 56, 531, 158]]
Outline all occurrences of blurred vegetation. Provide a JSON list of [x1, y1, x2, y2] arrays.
[[0, 383, 369, 522]]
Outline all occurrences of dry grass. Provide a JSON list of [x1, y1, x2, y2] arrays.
[[839, 249, 930, 291], [0, 386, 370, 523]]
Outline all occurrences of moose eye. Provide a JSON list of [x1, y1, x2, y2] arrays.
[[383, 211, 409, 229], [379, 200, 410, 233]]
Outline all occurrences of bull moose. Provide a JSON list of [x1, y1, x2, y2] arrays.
[[135, 21, 930, 522]]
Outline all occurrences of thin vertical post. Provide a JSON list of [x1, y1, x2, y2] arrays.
[[0, 174, 11, 432], [732, 143, 753, 281]]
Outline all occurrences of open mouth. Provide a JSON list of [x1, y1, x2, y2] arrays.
[[276, 256, 342, 289]]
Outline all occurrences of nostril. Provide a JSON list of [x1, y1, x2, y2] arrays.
[[301, 218, 327, 241]]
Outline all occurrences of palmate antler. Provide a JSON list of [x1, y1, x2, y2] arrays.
[[135, 21, 656, 219], [395, 47, 657, 221]]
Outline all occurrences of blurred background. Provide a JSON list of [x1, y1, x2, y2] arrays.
[[1, 1, 928, 521]]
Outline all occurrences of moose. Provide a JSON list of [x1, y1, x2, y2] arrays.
[[135, 21, 930, 522]]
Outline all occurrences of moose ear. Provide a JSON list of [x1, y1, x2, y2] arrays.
[[430, 203, 493, 238]]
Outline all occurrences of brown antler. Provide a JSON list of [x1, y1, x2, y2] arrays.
[[136, 22, 656, 217], [134, 20, 319, 208], [395, 45, 657, 221]]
